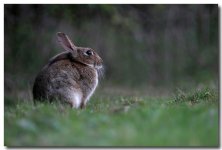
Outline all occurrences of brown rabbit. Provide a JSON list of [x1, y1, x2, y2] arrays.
[[33, 32, 103, 109]]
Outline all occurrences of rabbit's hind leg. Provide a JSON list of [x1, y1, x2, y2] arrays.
[[70, 93, 82, 108], [55, 87, 83, 109], [67, 90, 83, 109]]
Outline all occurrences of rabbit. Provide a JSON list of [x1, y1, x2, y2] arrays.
[[32, 32, 103, 109]]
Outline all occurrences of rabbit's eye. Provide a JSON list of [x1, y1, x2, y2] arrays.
[[85, 50, 93, 56]]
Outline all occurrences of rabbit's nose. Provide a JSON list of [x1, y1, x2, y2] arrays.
[[99, 57, 103, 64], [100, 59, 103, 64]]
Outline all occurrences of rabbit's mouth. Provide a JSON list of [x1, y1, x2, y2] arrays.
[[96, 65, 104, 79], [95, 65, 103, 70], [84, 63, 103, 71]]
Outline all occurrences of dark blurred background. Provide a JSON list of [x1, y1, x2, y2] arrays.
[[4, 4, 219, 99]]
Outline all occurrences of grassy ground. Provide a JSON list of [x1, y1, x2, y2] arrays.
[[4, 85, 219, 147]]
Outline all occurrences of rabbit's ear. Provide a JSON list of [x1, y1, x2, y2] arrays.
[[57, 32, 77, 56]]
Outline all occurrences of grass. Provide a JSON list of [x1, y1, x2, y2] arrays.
[[4, 86, 219, 147]]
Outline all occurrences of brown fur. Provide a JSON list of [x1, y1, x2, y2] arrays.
[[33, 32, 103, 108]]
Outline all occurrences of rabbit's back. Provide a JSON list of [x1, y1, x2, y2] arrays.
[[33, 59, 79, 101], [33, 59, 98, 107]]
